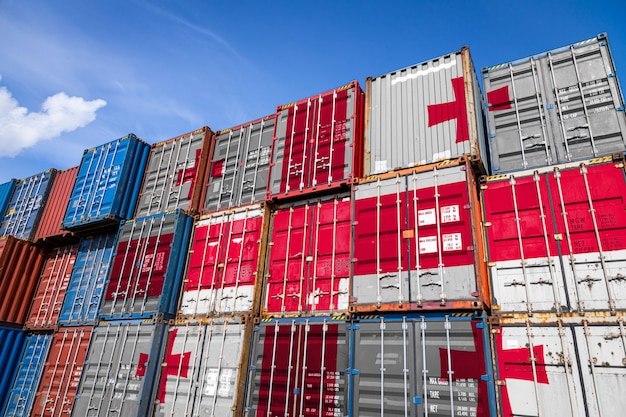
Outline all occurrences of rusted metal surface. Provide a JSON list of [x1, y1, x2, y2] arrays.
[[34, 166, 79, 245]]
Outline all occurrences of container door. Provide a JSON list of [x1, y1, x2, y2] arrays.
[[155, 321, 248, 417], [1, 171, 53, 240], [351, 316, 492, 417], [493, 323, 585, 417], [245, 319, 349, 417]]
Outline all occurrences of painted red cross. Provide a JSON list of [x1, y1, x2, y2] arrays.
[[135, 352, 149, 377], [175, 148, 201, 200], [486, 86, 512, 112], [427, 76, 469, 143], [158, 328, 192, 402]]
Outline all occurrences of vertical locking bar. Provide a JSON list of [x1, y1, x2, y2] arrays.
[[548, 53, 573, 161], [197, 320, 216, 416], [239, 123, 254, 206], [210, 321, 230, 417], [525, 320, 543, 416], [508, 64, 529, 168], [402, 317, 409, 417], [318, 320, 329, 417], [582, 320, 604, 417], [421, 317, 429, 417], [412, 172, 424, 306], [329, 197, 339, 313], [530, 58, 552, 165], [444, 316, 455, 416], [312, 95, 323, 188], [311, 201, 322, 313], [233, 210, 250, 313], [280, 208, 295, 314], [300, 99, 312, 191], [433, 167, 446, 304], [396, 174, 404, 305], [297, 204, 310, 313], [376, 178, 383, 306], [510, 176, 534, 315], [298, 320, 311, 417], [249, 119, 266, 204], [95, 139, 121, 219], [327, 89, 338, 185], [571, 47, 598, 155], [285, 104, 298, 194], [380, 318, 385, 417], [216, 130, 234, 210], [173, 134, 193, 210], [557, 321, 580, 417], [137, 216, 166, 316], [218, 212, 236, 314]]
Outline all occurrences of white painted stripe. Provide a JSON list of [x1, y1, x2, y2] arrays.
[[391, 60, 457, 85]]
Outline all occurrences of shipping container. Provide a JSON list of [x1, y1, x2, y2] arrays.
[[34, 167, 79, 245], [58, 233, 117, 326], [0, 236, 46, 326], [204, 115, 274, 213], [351, 157, 489, 312], [365, 47, 488, 175], [243, 316, 350, 417], [0, 169, 56, 241], [134, 127, 214, 218], [262, 193, 352, 316], [72, 320, 167, 417], [482, 156, 626, 315], [267, 81, 364, 201], [0, 179, 17, 222], [483, 33, 626, 174], [0, 326, 27, 413], [25, 245, 78, 331], [62, 134, 150, 232], [350, 312, 496, 417], [31, 327, 92, 417], [491, 317, 626, 417], [2, 333, 52, 417], [101, 210, 193, 320], [154, 317, 254, 417], [180, 204, 269, 318]]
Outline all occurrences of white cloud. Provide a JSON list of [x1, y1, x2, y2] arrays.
[[0, 83, 106, 157]]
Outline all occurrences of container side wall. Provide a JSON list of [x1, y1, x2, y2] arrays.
[[34, 167, 78, 243], [0, 326, 27, 412]]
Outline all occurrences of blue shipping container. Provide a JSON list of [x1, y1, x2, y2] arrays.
[[0, 326, 27, 411], [0, 179, 17, 223], [0, 170, 56, 240], [99, 209, 194, 320], [62, 134, 149, 231], [58, 232, 117, 326], [2, 333, 52, 417]]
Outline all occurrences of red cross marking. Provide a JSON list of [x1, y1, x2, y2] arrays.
[[176, 148, 201, 199], [158, 328, 192, 402], [135, 352, 149, 377], [427, 76, 469, 143], [486, 86, 512, 112]]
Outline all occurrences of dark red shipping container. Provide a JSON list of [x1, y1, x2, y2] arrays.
[[267, 81, 364, 201], [34, 166, 79, 245], [262, 193, 352, 317], [31, 326, 92, 417], [25, 244, 78, 330], [0, 235, 46, 326]]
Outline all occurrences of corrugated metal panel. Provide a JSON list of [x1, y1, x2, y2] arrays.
[[350, 313, 496, 417], [492, 318, 626, 417], [34, 167, 79, 245], [483, 34, 626, 174], [2, 333, 52, 417], [72, 320, 167, 417], [31, 326, 92, 417], [0, 169, 56, 241], [154, 317, 253, 417], [0, 326, 27, 413], [101, 210, 193, 320], [267, 81, 364, 201], [58, 233, 117, 326], [134, 127, 214, 218], [180, 204, 269, 318], [0, 236, 46, 326], [262, 193, 352, 316], [365, 47, 488, 175], [482, 156, 626, 315], [25, 245, 78, 331], [0, 179, 17, 222], [243, 317, 349, 417], [352, 157, 489, 312], [62, 134, 150, 232], [203, 115, 274, 213]]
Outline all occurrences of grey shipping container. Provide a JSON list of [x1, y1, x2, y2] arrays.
[[492, 316, 626, 417], [134, 127, 214, 218], [153, 317, 254, 417], [204, 115, 274, 213], [72, 320, 167, 417], [366, 47, 488, 175], [349, 313, 496, 417], [483, 33, 626, 174]]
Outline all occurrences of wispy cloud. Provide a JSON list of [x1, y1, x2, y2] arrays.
[[0, 78, 107, 157]]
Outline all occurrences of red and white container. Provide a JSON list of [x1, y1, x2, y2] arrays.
[[267, 81, 364, 201], [482, 155, 626, 315], [25, 244, 78, 331], [179, 204, 269, 319], [262, 193, 352, 317], [351, 157, 489, 312]]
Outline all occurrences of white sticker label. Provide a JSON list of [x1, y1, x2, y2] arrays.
[[205, 368, 219, 396], [432, 149, 451, 162], [506, 339, 519, 348], [375, 160, 388, 174], [419, 236, 438, 254], [443, 233, 462, 251], [418, 209, 437, 226], [441, 205, 460, 223], [218, 368, 234, 398]]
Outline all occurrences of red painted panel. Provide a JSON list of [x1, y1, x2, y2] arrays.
[[25, 244, 78, 330], [34, 166, 79, 244]]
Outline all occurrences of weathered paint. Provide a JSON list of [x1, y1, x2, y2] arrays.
[[483, 33, 626, 174], [180, 204, 269, 318], [263, 194, 352, 316], [0, 326, 27, 413], [34, 167, 79, 245]]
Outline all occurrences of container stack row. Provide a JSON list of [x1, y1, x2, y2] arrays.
[[0, 33, 625, 417]]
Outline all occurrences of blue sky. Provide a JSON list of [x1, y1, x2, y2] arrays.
[[1, 0, 624, 183]]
